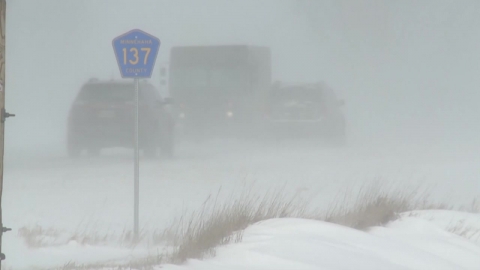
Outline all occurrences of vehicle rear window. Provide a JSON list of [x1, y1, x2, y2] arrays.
[[273, 87, 323, 102], [77, 84, 134, 102]]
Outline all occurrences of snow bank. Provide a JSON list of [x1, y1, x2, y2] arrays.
[[160, 211, 480, 270], [4, 210, 480, 269]]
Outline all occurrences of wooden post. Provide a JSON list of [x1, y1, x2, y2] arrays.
[[0, 0, 6, 267]]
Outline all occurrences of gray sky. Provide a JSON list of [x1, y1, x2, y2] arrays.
[[5, 0, 480, 152]]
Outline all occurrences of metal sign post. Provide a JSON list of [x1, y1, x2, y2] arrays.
[[133, 78, 139, 235], [113, 29, 160, 238]]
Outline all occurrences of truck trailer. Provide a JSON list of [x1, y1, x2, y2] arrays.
[[167, 45, 271, 140]]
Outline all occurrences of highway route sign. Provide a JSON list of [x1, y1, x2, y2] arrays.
[[112, 29, 160, 78]]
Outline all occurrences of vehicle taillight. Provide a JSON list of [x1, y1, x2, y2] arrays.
[[225, 101, 235, 118], [178, 103, 186, 119]]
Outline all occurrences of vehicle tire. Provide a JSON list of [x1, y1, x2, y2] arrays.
[[160, 131, 174, 158], [333, 128, 347, 146], [143, 133, 158, 158], [324, 118, 347, 147], [87, 147, 101, 157], [143, 140, 157, 158], [144, 148, 157, 158], [329, 123, 347, 146], [67, 132, 82, 158]]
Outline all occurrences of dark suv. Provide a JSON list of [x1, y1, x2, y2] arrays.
[[264, 82, 346, 144], [67, 79, 175, 158]]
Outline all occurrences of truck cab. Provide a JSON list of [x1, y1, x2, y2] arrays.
[[167, 45, 271, 140]]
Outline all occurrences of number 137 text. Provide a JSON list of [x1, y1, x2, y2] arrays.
[[123, 47, 151, 65]]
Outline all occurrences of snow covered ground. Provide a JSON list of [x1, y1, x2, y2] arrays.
[[160, 212, 480, 270], [2, 139, 480, 269], [4, 1, 480, 269]]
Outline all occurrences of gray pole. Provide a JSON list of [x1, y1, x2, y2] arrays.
[[0, 1, 7, 267], [134, 78, 140, 239]]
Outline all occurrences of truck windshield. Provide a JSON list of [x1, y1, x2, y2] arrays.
[[171, 66, 247, 90]]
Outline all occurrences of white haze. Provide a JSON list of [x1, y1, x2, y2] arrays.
[[2, 1, 480, 267], [5, 0, 480, 154]]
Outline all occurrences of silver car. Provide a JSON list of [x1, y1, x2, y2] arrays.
[[264, 82, 346, 144]]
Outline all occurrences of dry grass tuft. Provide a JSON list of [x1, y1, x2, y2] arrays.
[[458, 197, 480, 214], [17, 225, 147, 249], [448, 220, 480, 243], [321, 183, 449, 230], [45, 183, 479, 269], [166, 186, 308, 264], [160, 183, 452, 264], [18, 225, 62, 248]]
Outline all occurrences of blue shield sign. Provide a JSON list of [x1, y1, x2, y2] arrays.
[[112, 29, 160, 78]]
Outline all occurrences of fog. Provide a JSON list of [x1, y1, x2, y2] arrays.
[[3, 0, 480, 267], [6, 0, 480, 155], [3, 0, 480, 204]]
